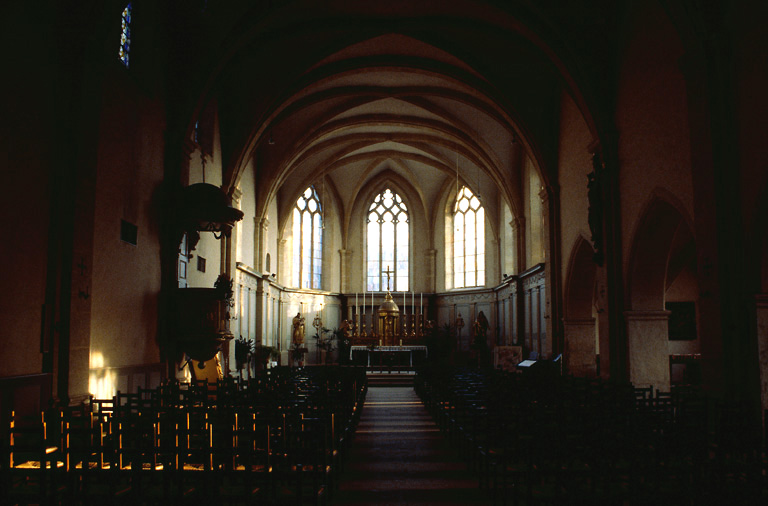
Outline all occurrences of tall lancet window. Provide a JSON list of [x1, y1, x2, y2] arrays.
[[293, 186, 323, 289], [119, 3, 132, 68], [454, 186, 485, 288], [367, 188, 409, 291]]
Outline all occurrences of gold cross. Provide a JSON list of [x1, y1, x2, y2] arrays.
[[383, 265, 394, 291]]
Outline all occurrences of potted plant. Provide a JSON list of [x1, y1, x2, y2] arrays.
[[253, 345, 279, 371], [313, 327, 339, 365], [234, 336, 253, 378], [289, 341, 308, 367]]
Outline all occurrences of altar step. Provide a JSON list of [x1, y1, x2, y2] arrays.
[[366, 370, 415, 387]]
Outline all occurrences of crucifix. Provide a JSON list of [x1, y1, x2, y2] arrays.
[[383, 265, 394, 291], [77, 257, 87, 276]]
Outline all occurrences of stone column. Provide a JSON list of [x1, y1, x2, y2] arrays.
[[425, 249, 437, 292], [625, 310, 671, 391], [229, 187, 242, 274], [277, 239, 287, 286], [257, 217, 269, 272], [513, 217, 525, 275], [339, 249, 350, 293], [563, 318, 597, 377], [539, 186, 556, 358], [756, 295, 768, 419]]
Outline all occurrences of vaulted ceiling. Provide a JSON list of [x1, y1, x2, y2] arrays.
[[171, 0, 619, 233]]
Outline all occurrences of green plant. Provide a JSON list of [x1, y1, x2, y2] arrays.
[[313, 327, 339, 364], [253, 345, 278, 363], [234, 336, 253, 368]]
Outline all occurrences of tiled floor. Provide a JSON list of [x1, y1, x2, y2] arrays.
[[334, 387, 490, 505]]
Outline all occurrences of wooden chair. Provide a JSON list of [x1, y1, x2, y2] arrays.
[[3, 410, 65, 506]]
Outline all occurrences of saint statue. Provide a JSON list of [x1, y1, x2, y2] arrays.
[[339, 319, 353, 339], [292, 312, 305, 345], [472, 310, 489, 349]]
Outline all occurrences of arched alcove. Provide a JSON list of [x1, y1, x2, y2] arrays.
[[563, 235, 598, 376], [626, 193, 695, 390]]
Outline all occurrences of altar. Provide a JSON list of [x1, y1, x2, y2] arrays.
[[349, 345, 428, 368]]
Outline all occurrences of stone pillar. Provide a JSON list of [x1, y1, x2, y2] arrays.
[[510, 283, 519, 345], [757, 295, 768, 420], [229, 187, 242, 273], [255, 276, 267, 347], [277, 239, 288, 286], [595, 266, 611, 379], [339, 249, 350, 293], [625, 310, 671, 391], [425, 249, 437, 292], [513, 217, 525, 275], [257, 217, 269, 272], [563, 318, 597, 377]]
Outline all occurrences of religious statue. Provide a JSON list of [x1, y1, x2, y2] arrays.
[[456, 313, 465, 348], [292, 312, 305, 345], [339, 319, 353, 340], [472, 311, 489, 349]]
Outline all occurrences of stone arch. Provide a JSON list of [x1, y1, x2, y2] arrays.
[[565, 235, 597, 320], [563, 235, 598, 377], [627, 193, 691, 311], [625, 191, 695, 390]]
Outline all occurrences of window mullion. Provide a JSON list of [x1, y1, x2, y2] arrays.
[[310, 213, 315, 288], [378, 218, 383, 290], [299, 214, 304, 288]]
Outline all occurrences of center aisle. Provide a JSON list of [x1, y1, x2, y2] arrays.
[[333, 386, 489, 505]]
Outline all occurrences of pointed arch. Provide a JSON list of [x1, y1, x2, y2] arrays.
[[364, 187, 410, 292], [565, 234, 597, 320], [451, 185, 486, 288], [291, 186, 323, 289], [627, 190, 693, 311]]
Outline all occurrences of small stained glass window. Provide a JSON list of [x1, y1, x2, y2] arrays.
[[119, 3, 132, 68]]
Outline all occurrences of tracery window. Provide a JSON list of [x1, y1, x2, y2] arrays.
[[119, 3, 132, 68], [453, 186, 485, 288], [292, 187, 323, 289], [367, 188, 408, 291]]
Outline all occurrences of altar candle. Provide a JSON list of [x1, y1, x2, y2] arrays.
[[355, 293, 358, 314], [403, 291, 406, 314], [412, 291, 414, 313], [420, 293, 423, 314]]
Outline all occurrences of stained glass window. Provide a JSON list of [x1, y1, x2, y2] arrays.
[[119, 3, 132, 68], [293, 187, 323, 289], [453, 186, 485, 288], [367, 188, 408, 291]]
